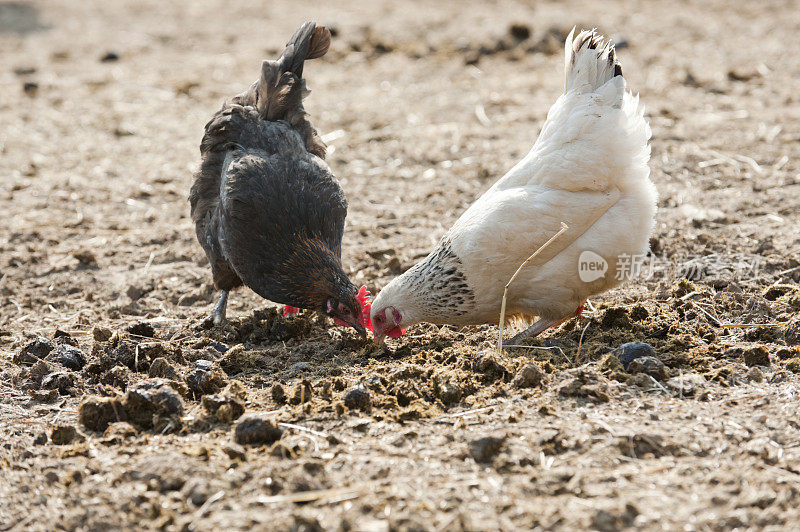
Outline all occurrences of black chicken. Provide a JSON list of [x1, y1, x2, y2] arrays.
[[189, 22, 366, 335]]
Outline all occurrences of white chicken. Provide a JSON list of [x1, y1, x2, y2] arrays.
[[370, 29, 657, 344]]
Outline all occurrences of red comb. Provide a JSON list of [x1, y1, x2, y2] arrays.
[[356, 285, 373, 331], [283, 305, 300, 315]]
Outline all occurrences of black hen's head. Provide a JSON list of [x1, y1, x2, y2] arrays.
[[323, 272, 365, 337], [280, 238, 365, 336]]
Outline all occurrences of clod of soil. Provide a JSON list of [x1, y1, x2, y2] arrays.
[[469, 435, 506, 463], [601, 307, 632, 329], [125, 322, 156, 338], [271, 382, 287, 404], [666, 374, 707, 397], [122, 380, 184, 431], [431, 372, 464, 406], [627, 356, 667, 381], [471, 351, 511, 382], [14, 337, 54, 365], [343, 385, 371, 411], [290, 379, 313, 405], [50, 425, 85, 445], [202, 393, 245, 423], [102, 422, 138, 445], [743, 346, 770, 367], [512, 364, 544, 388], [234, 416, 283, 446], [746, 366, 764, 382], [78, 396, 127, 432], [613, 342, 656, 369], [148, 357, 181, 380], [222, 443, 246, 461], [41, 371, 80, 395], [185, 360, 227, 398], [92, 326, 113, 342], [45, 345, 86, 371], [556, 369, 611, 403], [784, 318, 800, 345]]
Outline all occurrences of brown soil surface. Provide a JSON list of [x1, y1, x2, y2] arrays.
[[1, 1, 799, 530]]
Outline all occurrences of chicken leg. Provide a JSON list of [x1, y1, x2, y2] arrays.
[[210, 290, 229, 325], [506, 301, 587, 345], [506, 316, 565, 346]]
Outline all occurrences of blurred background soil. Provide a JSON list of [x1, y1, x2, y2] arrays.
[[1, 0, 799, 530]]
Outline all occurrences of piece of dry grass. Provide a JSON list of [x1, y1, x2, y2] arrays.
[[497, 222, 569, 352]]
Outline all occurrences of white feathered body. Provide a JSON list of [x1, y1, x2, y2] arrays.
[[373, 30, 657, 328]]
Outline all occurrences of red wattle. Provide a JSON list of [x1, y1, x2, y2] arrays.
[[388, 327, 405, 338]]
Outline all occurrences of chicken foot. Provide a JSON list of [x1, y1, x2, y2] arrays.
[[210, 290, 229, 325]]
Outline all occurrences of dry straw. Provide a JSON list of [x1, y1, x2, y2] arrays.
[[497, 222, 569, 352]]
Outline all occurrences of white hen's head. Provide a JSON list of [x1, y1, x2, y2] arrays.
[[369, 277, 413, 344], [370, 239, 477, 344]]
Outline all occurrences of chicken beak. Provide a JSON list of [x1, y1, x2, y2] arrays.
[[373, 333, 385, 346], [352, 321, 367, 338]]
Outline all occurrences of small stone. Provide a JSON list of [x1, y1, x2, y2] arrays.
[[93, 326, 113, 342], [666, 374, 706, 397], [468, 435, 505, 463], [50, 425, 85, 445], [343, 385, 371, 411], [46, 345, 86, 371], [627, 356, 667, 381], [746, 366, 764, 383], [743, 346, 770, 367], [44, 471, 59, 484], [512, 364, 544, 388], [234, 416, 282, 446], [100, 51, 119, 62], [33, 432, 48, 445], [271, 383, 286, 404], [612, 342, 656, 370]]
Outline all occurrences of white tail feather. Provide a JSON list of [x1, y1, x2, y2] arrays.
[[564, 28, 622, 94]]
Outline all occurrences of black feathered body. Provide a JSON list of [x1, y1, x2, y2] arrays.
[[189, 22, 358, 313]]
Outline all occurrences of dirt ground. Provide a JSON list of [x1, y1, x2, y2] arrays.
[[1, 0, 800, 530]]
